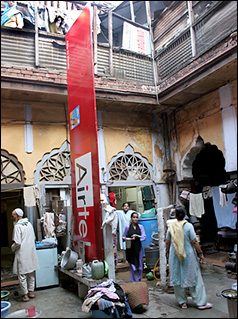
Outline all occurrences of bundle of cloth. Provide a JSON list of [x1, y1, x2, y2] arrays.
[[82, 279, 132, 318]]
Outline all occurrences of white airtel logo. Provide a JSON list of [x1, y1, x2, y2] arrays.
[[75, 152, 94, 239]]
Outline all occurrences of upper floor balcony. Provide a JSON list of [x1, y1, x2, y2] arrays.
[[1, 1, 237, 112]]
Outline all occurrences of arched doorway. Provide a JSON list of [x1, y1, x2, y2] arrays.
[[1, 149, 25, 278], [106, 144, 156, 263]]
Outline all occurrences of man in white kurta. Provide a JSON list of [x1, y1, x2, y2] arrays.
[[11, 208, 39, 302]]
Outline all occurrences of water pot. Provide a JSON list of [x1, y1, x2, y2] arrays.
[[91, 260, 104, 280]]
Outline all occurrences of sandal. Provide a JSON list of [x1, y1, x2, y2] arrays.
[[22, 295, 30, 302], [179, 303, 187, 309], [28, 292, 35, 298], [197, 302, 213, 310]]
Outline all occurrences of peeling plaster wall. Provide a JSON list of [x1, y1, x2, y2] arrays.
[[173, 79, 237, 181], [1, 125, 67, 184], [102, 112, 153, 166]]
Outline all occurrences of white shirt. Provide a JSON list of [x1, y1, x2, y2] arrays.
[[11, 218, 39, 275]]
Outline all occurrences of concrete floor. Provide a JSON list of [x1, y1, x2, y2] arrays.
[[3, 260, 236, 318]]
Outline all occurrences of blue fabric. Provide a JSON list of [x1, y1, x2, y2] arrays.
[[166, 222, 199, 288], [1, 2, 23, 26], [211, 186, 237, 229], [123, 296, 133, 317]]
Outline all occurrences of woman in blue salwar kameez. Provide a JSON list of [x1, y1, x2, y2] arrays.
[[166, 206, 213, 310]]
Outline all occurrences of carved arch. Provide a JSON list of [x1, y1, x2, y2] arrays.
[[107, 144, 153, 186], [34, 140, 71, 185], [1, 149, 25, 190]]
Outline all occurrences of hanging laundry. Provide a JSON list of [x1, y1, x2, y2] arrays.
[[108, 192, 117, 208], [219, 187, 227, 207], [101, 194, 118, 235], [23, 186, 36, 207], [189, 193, 205, 218], [211, 186, 237, 229], [141, 186, 155, 210]]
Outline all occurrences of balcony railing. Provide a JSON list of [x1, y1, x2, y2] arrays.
[[1, 28, 154, 85], [155, 1, 237, 83]]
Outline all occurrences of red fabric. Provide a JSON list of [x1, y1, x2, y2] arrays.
[[108, 192, 117, 208]]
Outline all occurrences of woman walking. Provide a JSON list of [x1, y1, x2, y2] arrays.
[[122, 212, 146, 282], [165, 206, 212, 310]]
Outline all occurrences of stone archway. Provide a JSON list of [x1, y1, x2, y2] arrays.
[[192, 142, 229, 186], [181, 135, 204, 180]]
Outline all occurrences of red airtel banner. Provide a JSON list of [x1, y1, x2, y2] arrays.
[[65, 5, 104, 261]]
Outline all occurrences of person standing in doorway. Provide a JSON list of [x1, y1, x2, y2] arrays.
[[117, 202, 136, 260], [11, 208, 39, 302], [165, 206, 212, 310], [122, 212, 146, 282]]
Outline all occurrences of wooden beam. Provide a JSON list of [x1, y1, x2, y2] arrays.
[[108, 10, 113, 76], [34, 1, 39, 67], [187, 1, 196, 57], [130, 1, 135, 22], [1, 280, 19, 288], [112, 12, 150, 31], [145, 1, 160, 104]]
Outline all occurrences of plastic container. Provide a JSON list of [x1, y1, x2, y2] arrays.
[[138, 217, 158, 256], [25, 306, 35, 318], [151, 233, 159, 245], [91, 260, 104, 280], [1, 291, 10, 301], [1, 301, 11, 318], [140, 208, 156, 218], [6, 308, 42, 318], [61, 249, 78, 270], [145, 244, 160, 270], [76, 259, 84, 275]]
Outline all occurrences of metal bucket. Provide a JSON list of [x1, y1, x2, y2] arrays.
[[125, 238, 132, 249], [61, 249, 78, 270], [217, 289, 237, 318]]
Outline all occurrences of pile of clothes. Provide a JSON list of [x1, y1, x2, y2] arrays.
[[82, 279, 132, 318]]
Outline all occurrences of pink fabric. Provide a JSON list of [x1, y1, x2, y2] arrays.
[[232, 206, 237, 214]]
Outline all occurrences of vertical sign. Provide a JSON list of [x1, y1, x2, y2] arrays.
[[65, 5, 104, 261]]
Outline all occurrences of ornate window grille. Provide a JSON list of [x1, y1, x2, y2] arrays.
[[107, 144, 153, 186], [1, 149, 25, 190], [34, 140, 71, 185]]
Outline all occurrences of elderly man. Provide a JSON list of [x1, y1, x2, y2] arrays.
[[11, 208, 39, 302]]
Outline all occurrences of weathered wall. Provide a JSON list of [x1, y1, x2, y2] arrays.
[[173, 78, 237, 181], [1, 124, 67, 184], [102, 111, 154, 166]]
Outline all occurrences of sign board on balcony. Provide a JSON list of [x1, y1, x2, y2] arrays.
[[122, 21, 151, 55], [65, 5, 104, 262]]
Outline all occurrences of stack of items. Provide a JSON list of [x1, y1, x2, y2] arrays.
[[82, 279, 132, 318]]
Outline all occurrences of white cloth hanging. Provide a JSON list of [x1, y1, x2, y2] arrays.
[[189, 193, 205, 218], [101, 194, 118, 235], [23, 186, 36, 207]]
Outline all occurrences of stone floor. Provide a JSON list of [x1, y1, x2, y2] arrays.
[[2, 250, 237, 318]]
